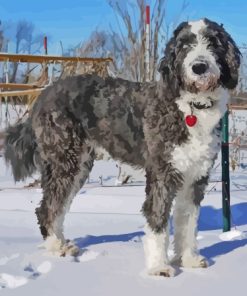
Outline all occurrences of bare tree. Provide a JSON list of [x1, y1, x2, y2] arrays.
[[108, 0, 189, 81], [9, 20, 45, 82], [73, 0, 188, 82], [11, 21, 33, 82], [150, 0, 167, 81], [0, 20, 4, 83], [0, 20, 4, 52], [236, 46, 247, 95]]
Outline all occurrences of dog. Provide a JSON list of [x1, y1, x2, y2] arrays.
[[4, 18, 241, 277]]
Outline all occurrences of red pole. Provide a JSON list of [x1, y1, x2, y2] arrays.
[[44, 36, 48, 55], [145, 5, 150, 81], [146, 5, 150, 25]]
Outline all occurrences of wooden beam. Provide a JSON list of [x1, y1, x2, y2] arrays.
[[231, 97, 247, 105], [0, 88, 44, 97], [0, 83, 39, 90], [229, 104, 247, 110], [0, 53, 113, 64]]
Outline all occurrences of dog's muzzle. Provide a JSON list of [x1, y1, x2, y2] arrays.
[[192, 62, 208, 75], [190, 60, 219, 91]]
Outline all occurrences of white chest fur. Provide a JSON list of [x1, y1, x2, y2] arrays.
[[171, 87, 229, 182]]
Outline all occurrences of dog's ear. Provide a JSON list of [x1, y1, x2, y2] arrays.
[[158, 48, 177, 89], [158, 56, 170, 79], [224, 37, 241, 89], [158, 22, 188, 92], [204, 18, 241, 90]]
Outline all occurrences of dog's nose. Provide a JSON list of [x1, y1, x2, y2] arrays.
[[192, 62, 208, 75]]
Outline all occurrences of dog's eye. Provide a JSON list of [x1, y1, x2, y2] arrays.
[[180, 38, 190, 44], [178, 38, 190, 49], [208, 36, 218, 47]]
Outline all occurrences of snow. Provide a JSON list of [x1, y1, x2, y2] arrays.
[[0, 162, 246, 296], [36, 261, 52, 274], [78, 250, 100, 262], [219, 229, 244, 241], [0, 273, 28, 289], [0, 137, 247, 295]]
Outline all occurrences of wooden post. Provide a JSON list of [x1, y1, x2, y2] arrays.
[[221, 110, 231, 232]]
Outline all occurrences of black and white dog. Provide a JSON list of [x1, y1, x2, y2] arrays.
[[5, 19, 241, 277]]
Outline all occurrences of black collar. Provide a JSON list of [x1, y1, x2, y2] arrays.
[[189, 99, 214, 110]]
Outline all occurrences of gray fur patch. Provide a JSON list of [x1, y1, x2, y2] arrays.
[[142, 170, 177, 232], [29, 74, 189, 235], [193, 175, 209, 206], [4, 118, 38, 181]]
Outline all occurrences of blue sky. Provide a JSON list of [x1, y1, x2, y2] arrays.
[[0, 0, 247, 54]]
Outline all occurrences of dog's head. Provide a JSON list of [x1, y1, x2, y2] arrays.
[[159, 18, 241, 93]]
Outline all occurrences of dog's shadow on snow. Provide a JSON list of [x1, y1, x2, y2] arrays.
[[198, 202, 247, 264], [200, 236, 247, 265], [74, 231, 247, 267], [198, 202, 247, 231], [74, 231, 144, 249], [73, 202, 247, 266]]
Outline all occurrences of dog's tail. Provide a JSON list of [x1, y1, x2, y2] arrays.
[[4, 117, 39, 182]]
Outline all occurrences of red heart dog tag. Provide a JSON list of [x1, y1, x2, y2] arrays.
[[185, 115, 197, 127]]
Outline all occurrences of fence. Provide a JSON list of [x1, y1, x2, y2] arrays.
[[0, 52, 113, 152]]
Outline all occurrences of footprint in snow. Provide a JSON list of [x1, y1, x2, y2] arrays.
[[75, 250, 100, 262], [0, 253, 20, 266], [25, 260, 52, 279], [0, 260, 52, 289], [0, 273, 28, 289]]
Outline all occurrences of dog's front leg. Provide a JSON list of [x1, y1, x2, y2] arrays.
[[172, 177, 209, 268], [142, 170, 176, 277]]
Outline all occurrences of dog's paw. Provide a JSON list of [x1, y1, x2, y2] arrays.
[[172, 255, 208, 268], [41, 236, 79, 257], [60, 240, 80, 257], [148, 265, 176, 277]]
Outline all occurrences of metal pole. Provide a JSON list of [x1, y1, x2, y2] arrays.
[[221, 110, 231, 232], [43, 36, 50, 84], [4, 40, 9, 127], [145, 5, 150, 82], [44, 36, 48, 55]]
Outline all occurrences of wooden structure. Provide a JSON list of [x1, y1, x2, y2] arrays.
[[0, 83, 40, 90], [230, 92, 247, 110], [228, 104, 247, 110], [0, 53, 113, 102], [0, 52, 113, 156], [0, 88, 44, 98], [0, 53, 112, 64]]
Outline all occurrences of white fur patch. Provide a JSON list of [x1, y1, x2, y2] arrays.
[[189, 20, 206, 35], [172, 87, 229, 181], [143, 224, 169, 270], [40, 235, 79, 256], [42, 234, 63, 255], [173, 182, 200, 260]]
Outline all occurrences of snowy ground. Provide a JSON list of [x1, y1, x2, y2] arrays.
[[0, 156, 247, 296]]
